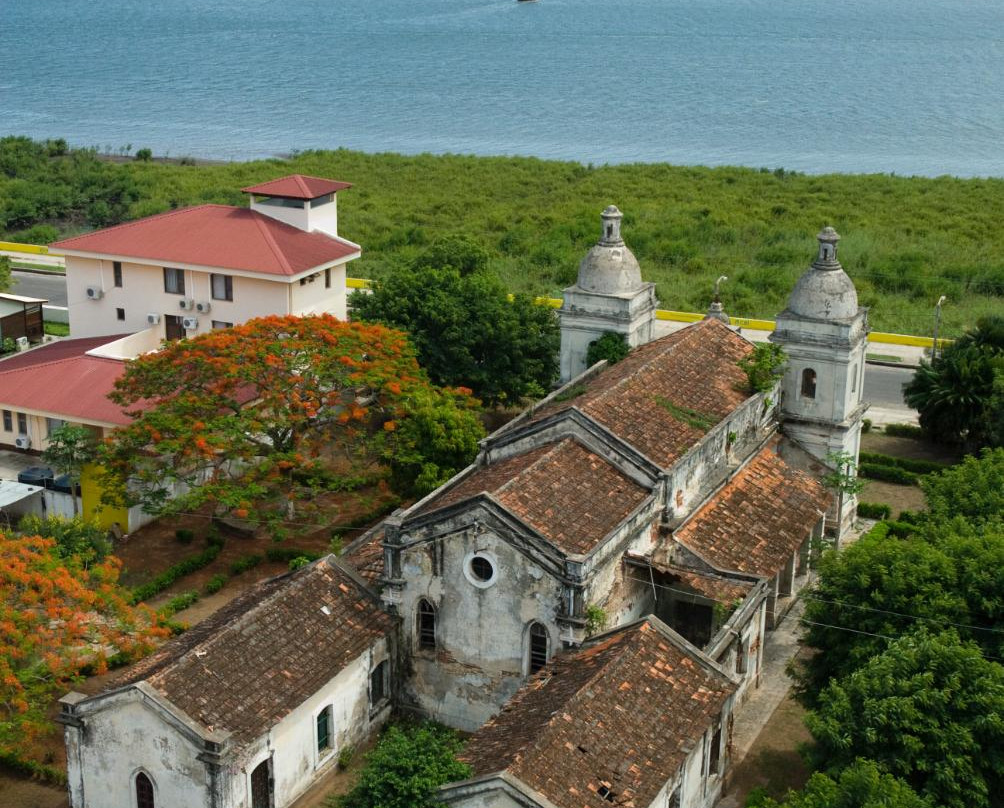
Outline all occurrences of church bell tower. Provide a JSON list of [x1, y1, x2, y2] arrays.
[[558, 206, 657, 382], [771, 227, 869, 541]]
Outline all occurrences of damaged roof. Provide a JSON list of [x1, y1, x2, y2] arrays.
[[528, 319, 754, 469], [110, 557, 393, 747], [671, 440, 832, 578], [461, 617, 736, 808], [413, 438, 651, 555]]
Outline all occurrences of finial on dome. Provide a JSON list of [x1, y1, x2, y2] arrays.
[[814, 226, 841, 269], [599, 206, 624, 246], [704, 275, 730, 323]]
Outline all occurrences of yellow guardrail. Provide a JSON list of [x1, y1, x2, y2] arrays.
[[0, 240, 50, 255]]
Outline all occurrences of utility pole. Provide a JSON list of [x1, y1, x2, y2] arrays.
[[933, 295, 947, 360]]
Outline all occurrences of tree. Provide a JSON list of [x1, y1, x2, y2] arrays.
[[738, 342, 786, 393], [921, 447, 1004, 527], [412, 234, 490, 276], [351, 263, 559, 406], [17, 514, 111, 569], [0, 532, 165, 758], [904, 316, 1004, 449], [101, 315, 478, 535], [806, 630, 1004, 808], [0, 256, 11, 293], [748, 760, 931, 808], [385, 385, 484, 497], [586, 331, 630, 367], [42, 423, 98, 515], [331, 722, 470, 808]]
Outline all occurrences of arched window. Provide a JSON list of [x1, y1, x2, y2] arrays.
[[135, 772, 155, 808], [528, 622, 549, 674], [250, 760, 272, 808], [801, 368, 817, 399], [417, 599, 437, 650]]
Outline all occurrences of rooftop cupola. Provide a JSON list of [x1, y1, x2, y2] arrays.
[[575, 206, 643, 295], [242, 174, 352, 239], [785, 226, 859, 321]]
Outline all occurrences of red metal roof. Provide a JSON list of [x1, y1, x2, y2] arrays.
[[0, 337, 133, 425], [51, 206, 359, 276], [241, 174, 352, 199]]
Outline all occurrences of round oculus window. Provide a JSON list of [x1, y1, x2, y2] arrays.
[[470, 556, 494, 582]]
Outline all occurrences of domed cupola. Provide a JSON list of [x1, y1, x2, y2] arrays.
[[575, 206, 644, 295], [786, 227, 859, 321], [558, 205, 657, 383]]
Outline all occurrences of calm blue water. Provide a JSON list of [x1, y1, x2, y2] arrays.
[[2, 0, 1002, 176]]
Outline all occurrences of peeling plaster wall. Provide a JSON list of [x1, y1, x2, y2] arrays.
[[233, 638, 391, 808], [66, 693, 209, 808], [400, 526, 563, 731]]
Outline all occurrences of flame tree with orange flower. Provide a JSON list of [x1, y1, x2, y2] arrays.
[[100, 315, 483, 536], [0, 532, 166, 762]]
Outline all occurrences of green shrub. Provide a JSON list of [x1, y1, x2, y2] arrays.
[[883, 520, 917, 538], [229, 554, 263, 575], [738, 343, 787, 393], [586, 332, 630, 367], [857, 502, 892, 519], [204, 573, 228, 594], [861, 417, 873, 433], [135, 147, 153, 161], [175, 528, 195, 544], [288, 556, 312, 571], [160, 591, 199, 617], [884, 423, 924, 438], [859, 451, 949, 475], [265, 547, 322, 564], [130, 542, 224, 604], [858, 462, 919, 485]]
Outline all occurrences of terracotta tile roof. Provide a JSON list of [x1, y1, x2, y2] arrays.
[[627, 554, 755, 604], [413, 439, 651, 555], [0, 337, 133, 425], [461, 619, 736, 808], [531, 319, 753, 468], [112, 558, 393, 747], [51, 205, 358, 276], [341, 525, 386, 584], [242, 174, 352, 199], [672, 441, 832, 578]]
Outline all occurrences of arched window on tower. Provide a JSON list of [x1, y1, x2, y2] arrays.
[[801, 368, 817, 399], [417, 599, 437, 650], [528, 622, 549, 674], [135, 772, 155, 808]]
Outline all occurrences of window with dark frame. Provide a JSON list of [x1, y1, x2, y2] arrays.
[[163, 267, 185, 295], [708, 725, 722, 775], [325, 267, 331, 288], [135, 772, 155, 808], [370, 660, 388, 707], [735, 641, 747, 675], [116, 307, 125, 321], [250, 760, 271, 808], [2, 410, 11, 432], [470, 556, 493, 581], [418, 599, 437, 650], [528, 622, 549, 674], [112, 261, 123, 288], [211, 320, 234, 330], [17, 413, 27, 434], [801, 368, 817, 399], [211, 273, 233, 301], [316, 707, 331, 754]]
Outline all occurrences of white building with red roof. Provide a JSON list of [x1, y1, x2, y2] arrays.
[[51, 175, 360, 340]]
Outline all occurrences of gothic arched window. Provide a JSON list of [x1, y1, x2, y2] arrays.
[[417, 599, 437, 650], [801, 368, 817, 399], [528, 622, 549, 674], [135, 772, 155, 808]]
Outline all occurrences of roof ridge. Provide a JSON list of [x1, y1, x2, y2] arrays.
[[0, 353, 101, 376], [249, 212, 295, 274], [52, 205, 222, 248]]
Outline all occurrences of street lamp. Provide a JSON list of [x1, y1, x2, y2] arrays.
[[933, 295, 947, 360]]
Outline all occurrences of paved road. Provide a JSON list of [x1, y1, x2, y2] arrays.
[[9, 271, 67, 306], [863, 364, 913, 409]]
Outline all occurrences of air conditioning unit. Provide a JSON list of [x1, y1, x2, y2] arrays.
[[182, 316, 199, 330], [195, 301, 212, 314], [85, 286, 104, 300], [15, 336, 29, 351], [14, 435, 31, 450], [179, 298, 195, 311], [146, 313, 161, 325]]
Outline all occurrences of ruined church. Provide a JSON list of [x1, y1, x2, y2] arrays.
[[59, 208, 867, 808]]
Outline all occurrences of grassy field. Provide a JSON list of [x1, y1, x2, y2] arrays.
[[5, 141, 1004, 336]]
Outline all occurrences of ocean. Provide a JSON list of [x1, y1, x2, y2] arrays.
[[2, 0, 1002, 176]]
